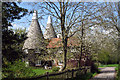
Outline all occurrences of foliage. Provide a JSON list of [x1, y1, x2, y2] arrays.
[[2, 28, 27, 67], [92, 72, 97, 77], [2, 60, 35, 78], [2, 2, 28, 64], [73, 71, 97, 80], [116, 64, 120, 80], [97, 47, 119, 64], [98, 50, 110, 64], [91, 63, 99, 73], [2, 2, 28, 28], [52, 67, 60, 72], [75, 72, 93, 80]]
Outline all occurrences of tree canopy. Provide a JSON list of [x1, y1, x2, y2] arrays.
[[2, 2, 28, 63]]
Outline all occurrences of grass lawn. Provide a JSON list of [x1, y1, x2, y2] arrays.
[[99, 64, 118, 68], [32, 68, 52, 76]]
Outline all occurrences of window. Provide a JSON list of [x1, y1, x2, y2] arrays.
[[24, 49, 28, 54], [35, 48, 41, 53], [35, 60, 41, 66]]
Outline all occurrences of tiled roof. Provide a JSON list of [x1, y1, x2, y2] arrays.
[[47, 37, 80, 48], [47, 38, 62, 48]]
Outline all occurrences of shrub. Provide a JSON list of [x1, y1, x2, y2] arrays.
[[117, 64, 120, 80], [2, 60, 36, 78], [76, 72, 93, 80], [52, 67, 60, 72], [91, 62, 99, 73]]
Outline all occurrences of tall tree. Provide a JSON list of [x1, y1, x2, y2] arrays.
[[2, 2, 28, 64], [33, 1, 107, 70]]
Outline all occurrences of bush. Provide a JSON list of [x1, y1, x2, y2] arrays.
[[91, 62, 99, 73], [116, 64, 120, 80], [2, 60, 36, 78], [76, 72, 93, 80], [52, 67, 60, 72]]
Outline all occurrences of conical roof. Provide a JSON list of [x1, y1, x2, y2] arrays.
[[44, 16, 57, 39], [23, 10, 44, 50]]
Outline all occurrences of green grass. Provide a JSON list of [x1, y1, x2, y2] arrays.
[[32, 68, 52, 76], [99, 64, 118, 68], [92, 72, 97, 77]]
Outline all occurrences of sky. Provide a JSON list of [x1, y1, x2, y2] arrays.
[[10, 2, 119, 35], [11, 2, 94, 32], [11, 2, 48, 33], [11, 2, 33, 30], [11, 2, 62, 33]]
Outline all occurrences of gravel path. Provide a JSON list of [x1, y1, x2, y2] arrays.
[[90, 67, 116, 80]]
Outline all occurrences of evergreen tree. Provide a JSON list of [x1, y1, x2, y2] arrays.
[[2, 2, 28, 65]]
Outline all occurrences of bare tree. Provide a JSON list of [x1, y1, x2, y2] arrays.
[[21, 1, 109, 70], [33, 1, 108, 70]]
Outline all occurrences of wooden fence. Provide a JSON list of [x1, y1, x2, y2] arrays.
[[3, 66, 91, 80]]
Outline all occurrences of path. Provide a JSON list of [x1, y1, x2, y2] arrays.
[[90, 67, 116, 80]]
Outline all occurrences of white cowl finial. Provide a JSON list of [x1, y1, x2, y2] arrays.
[[32, 10, 38, 19], [47, 16, 52, 24]]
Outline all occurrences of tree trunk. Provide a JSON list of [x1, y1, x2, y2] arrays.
[[62, 37, 67, 70], [118, 2, 120, 64], [79, 43, 83, 67], [60, 2, 67, 71], [79, 22, 84, 68], [118, 31, 120, 64]]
